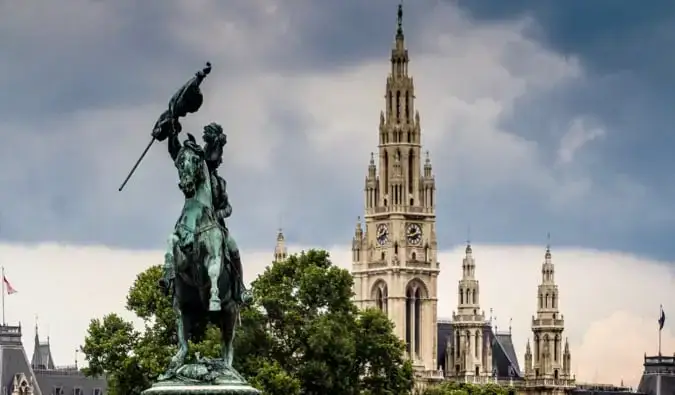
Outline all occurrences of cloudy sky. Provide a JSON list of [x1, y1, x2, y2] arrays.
[[1, 0, 675, 389]]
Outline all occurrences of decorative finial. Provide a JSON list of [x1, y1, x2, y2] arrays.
[[509, 318, 512, 334], [545, 232, 552, 259], [370, 152, 375, 163]]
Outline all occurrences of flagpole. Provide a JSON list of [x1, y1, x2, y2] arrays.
[[2, 266, 5, 326], [659, 305, 663, 356]]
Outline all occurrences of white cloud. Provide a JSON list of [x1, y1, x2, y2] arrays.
[[2, 242, 673, 389]]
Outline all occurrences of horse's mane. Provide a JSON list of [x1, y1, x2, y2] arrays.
[[180, 133, 205, 159]]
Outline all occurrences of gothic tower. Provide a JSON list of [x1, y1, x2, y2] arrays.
[[274, 229, 287, 263], [351, 3, 439, 372], [446, 243, 492, 380], [523, 245, 574, 392]]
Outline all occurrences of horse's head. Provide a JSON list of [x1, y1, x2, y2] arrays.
[[175, 137, 206, 198]]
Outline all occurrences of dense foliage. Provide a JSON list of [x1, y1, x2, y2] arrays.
[[81, 249, 413, 395], [422, 381, 513, 395]]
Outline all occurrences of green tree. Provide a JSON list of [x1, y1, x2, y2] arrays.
[[82, 249, 413, 395], [422, 381, 511, 395]]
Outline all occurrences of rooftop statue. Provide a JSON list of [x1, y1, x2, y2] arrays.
[[119, 63, 258, 395]]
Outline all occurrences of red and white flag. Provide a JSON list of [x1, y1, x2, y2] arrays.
[[3, 276, 17, 295]]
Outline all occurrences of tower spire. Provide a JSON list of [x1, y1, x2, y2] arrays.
[[396, 1, 404, 39], [274, 228, 287, 263]]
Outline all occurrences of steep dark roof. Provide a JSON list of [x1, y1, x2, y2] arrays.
[[436, 320, 523, 380], [31, 328, 55, 371], [492, 332, 521, 378]]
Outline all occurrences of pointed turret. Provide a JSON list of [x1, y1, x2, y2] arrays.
[[563, 337, 571, 376], [449, 239, 489, 379], [352, 217, 364, 263], [273, 229, 287, 263], [31, 322, 55, 370], [524, 339, 533, 377], [528, 237, 573, 388]]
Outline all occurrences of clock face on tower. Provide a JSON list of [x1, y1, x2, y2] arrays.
[[406, 223, 422, 245], [376, 224, 389, 246]]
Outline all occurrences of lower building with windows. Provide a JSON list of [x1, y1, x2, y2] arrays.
[[0, 323, 106, 395]]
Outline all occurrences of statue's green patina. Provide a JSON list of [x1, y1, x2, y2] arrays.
[[125, 64, 258, 395]]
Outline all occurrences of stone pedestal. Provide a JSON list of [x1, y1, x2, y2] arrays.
[[142, 382, 260, 395], [142, 362, 260, 395]]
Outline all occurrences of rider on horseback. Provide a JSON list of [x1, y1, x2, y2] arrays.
[[161, 123, 246, 305], [201, 122, 245, 304]]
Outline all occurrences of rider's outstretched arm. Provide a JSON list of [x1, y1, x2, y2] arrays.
[[168, 132, 182, 162]]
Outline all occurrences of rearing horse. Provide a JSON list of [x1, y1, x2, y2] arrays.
[[160, 135, 239, 375]]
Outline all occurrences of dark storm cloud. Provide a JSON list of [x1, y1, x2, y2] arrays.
[[1, 0, 675, 260], [446, 0, 675, 258]]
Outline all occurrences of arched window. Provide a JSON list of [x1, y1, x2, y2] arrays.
[[408, 149, 414, 194], [405, 91, 410, 121], [460, 288, 464, 304], [552, 293, 557, 308], [475, 330, 480, 358], [373, 281, 388, 314], [411, 251, 417, 261], [534, 335, 539, 362], [455, 333, 460, 357], [405, 287, 412, 355], [406, 280, 427, 358], [545, 293, 549, 308], [383, 151, 389, 196], [554, 335, 559, 361], [396, 91, 401, 121], [388, 91, 392, 117], [414, 288, 421, 355]]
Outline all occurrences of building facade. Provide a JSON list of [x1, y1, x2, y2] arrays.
[[271, 3, 648, 394], [0, 324, 106, 395], [345, 4, 641, 395], [350, 2, 440, 380]]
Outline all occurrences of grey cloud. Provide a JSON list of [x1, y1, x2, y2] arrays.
[[1, 0, 674, 261]]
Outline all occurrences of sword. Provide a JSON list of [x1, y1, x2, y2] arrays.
[[118, 137, 156, 192]]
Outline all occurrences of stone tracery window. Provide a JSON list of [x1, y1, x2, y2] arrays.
[[405, 279, 428, 358]]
